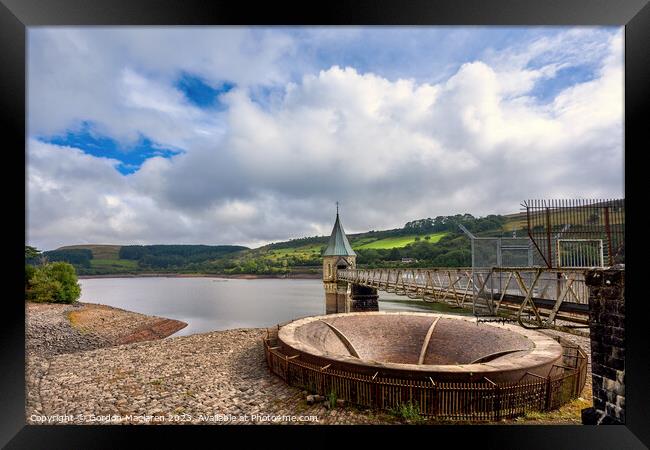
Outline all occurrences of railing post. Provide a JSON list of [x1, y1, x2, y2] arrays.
[[374, 381, 379, 409], [604, 206, 613, 266], [495, 385, 501, 421], [433, 382, 438, 417], [545, 375, 553, 410], [546, 207, 553, 268]]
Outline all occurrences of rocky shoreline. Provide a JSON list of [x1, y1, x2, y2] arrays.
[[26, 302, 187, 358], [25, 302, 592, 425]]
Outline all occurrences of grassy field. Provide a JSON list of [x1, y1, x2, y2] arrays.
[[265, 243, 323, 261], [59, 244, 122, 260], [349, 236, 377, 247], [354, 232, 446, 249], [503, 204, 624, 232], [261, 232, 449, 260], [89, 259, 138, 270]]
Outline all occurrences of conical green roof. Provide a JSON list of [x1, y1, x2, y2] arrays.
[[323, 213, 356, 256]]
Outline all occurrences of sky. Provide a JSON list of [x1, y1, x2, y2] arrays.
[[27, 26, 624, 251]]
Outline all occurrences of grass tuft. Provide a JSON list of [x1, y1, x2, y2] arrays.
[[389, 401, 425, 423]]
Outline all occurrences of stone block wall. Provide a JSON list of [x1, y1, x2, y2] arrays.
[[582, 266, 625, 425], [350, 284, 379, 312]]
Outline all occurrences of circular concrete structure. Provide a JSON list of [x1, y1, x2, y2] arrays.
[[277, 311, 564, 383]]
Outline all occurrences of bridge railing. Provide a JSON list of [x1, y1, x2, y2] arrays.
[[336, 267, 589, 328]]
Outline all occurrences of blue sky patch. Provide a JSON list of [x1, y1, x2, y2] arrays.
[[40, 122, 182, 175], [175, 72, 235, 108], [529, 64, 598, 102]]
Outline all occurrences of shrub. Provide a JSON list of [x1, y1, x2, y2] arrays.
[[27, 262, 81, 304], [328, 390, 338, 409], [389, 401, 424, 422], [25, 264, 36, 287]]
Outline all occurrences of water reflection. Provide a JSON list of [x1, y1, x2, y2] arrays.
[[78, 277, 434, 336]]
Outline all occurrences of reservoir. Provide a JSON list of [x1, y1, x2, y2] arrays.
[[78, 277, 438, 337]]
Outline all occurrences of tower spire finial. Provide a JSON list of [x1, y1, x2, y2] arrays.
[[336, 201, 339, 216]]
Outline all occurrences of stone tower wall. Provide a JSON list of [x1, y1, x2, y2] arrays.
[[582, 266, 625, 425]]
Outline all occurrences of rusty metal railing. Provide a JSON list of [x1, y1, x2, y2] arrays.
[[336, 267, 590, 328], [264, 333, 587, 421], [523, 199, 624, 268]]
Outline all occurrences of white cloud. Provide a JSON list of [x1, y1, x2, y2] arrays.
[[27, 28, 624, 250]]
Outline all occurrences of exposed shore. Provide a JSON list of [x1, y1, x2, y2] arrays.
[[26, 302, 592, 425], [25, 302, 396, 425], [26, 302, 187, 358]]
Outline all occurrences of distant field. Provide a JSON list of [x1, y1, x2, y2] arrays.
[[59, 244, 122, 260], [354, 232, 446, 249], [266, 244, 323, 261], [349, 237, 376, 247], [503, 205, 625, 232], [90, 259, 138, 270]]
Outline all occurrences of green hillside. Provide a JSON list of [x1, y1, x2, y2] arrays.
[[47, 244, 248, 275], [45, 212, 509, 275], [354, 232, 446, 249], [90, 259, 139, 271], [58, 244, 121, 260]]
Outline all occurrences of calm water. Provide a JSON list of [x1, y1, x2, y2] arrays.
[[78, 277, 431, 337]]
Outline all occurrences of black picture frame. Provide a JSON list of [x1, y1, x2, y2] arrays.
[[3, 0, 649, 448]]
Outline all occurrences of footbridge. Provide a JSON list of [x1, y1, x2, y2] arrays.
[[336, 266, 590, 329], [321, 200, 623, 330]]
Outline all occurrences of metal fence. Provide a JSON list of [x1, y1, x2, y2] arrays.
[[458, 223, 543, 270], [523, 199, 624, 268], [264, 333, 587, 421], [471, 237, 540, 268], [557, 239, 604, 268]]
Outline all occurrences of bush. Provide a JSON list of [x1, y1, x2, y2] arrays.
[[27, 262, 81, 304], [328, 390, 338, 409], [389, 400, 424, 422], [25, 264, 36, 287]]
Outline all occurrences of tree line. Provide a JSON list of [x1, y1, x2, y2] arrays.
[[404, 214, 506, 234], [119, 244, 248, 269]]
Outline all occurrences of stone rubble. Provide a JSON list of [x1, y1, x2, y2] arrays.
[[25, 302, 593, 425]]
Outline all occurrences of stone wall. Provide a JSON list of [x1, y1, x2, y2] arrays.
[[582, 266, 625, 425], [349, 284, 379, 312]]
